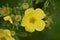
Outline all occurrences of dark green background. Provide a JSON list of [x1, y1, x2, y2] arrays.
[[0, 0, 60, 40]]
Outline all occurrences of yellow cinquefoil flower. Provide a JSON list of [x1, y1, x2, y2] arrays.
[[3, 16, 13, 24], [21, 8, 46, 32], [0, 29, 15, 40], [0, 6, 10, 16]]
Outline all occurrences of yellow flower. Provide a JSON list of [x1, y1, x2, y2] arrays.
[[21, 8, 46, 32], [3, 16, 13, 24], [0, 6, 10, 16], [0, 29, 15, 40]]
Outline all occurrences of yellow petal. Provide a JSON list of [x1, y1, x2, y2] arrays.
[[21, 13, 31, 27], [3, 29, 11, 36], [9, 19, 13, 24], [21, 16, 28, 27], [3, 16, 10, 21], [24, 18, 35, 32], [0, 29, 15, 40], [25, 25, 35, 32], [21, 15, 35, 32], [3, 16, 13, 24], [34, 8, 46, 19], [6, 36, 15, 40], [35, 20, 46, 31], [25, 8, 34, 15]]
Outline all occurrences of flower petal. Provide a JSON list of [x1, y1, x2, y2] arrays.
[[21, 15, 35, 32], [3, 16, 13, 24], [0, 29, 15, 40], [6, 36, 15, 40], [25, 25, 35, 32], [34, 8, 46, 19], [21, 15, 29, 27], [3, 29, 11, 36], [25, 8, 34, 15], [35, 20, 46, 31]]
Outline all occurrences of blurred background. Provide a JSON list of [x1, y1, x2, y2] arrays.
[[0, 0, 60, 40]]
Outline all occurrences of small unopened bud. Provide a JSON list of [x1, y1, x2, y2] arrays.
[[22, 3, 29, 9]]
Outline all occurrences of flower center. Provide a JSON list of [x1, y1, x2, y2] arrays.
[[30, 17, 36, 24], [0, 37, 6, 40]]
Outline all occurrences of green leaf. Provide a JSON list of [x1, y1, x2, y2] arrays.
[[35, 0, 44, 4], [43, 0, 49, 8]]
